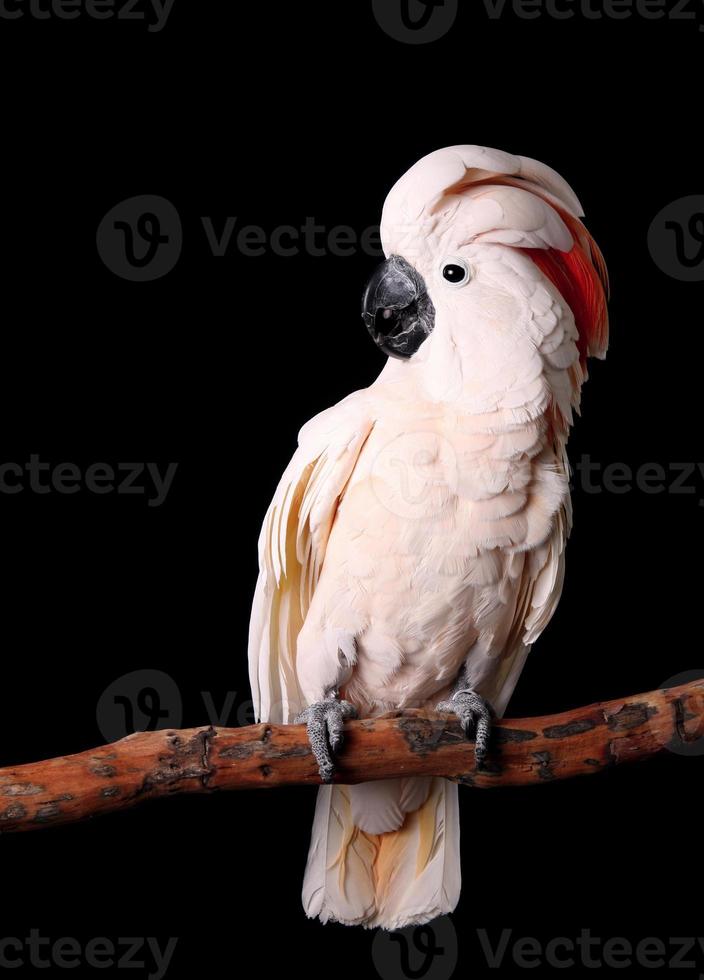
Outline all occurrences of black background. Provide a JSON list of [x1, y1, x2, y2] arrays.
[[1, 2, 702, 977]]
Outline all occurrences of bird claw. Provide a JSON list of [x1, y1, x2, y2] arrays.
[[295, 695, 358, 783], [436, 689, 495, 764]]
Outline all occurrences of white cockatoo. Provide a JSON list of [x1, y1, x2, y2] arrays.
[[248, 145, 608, 930]]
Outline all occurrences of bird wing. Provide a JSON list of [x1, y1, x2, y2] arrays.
[[248, 394, 374, 724], [487, 502, 570, 718]]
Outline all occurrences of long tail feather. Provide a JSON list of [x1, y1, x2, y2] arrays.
[[302, 778, 460, 930]]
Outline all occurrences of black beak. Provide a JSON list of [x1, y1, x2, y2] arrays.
[[362, 255, 435, 360]]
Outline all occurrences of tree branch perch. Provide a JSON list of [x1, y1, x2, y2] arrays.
[[1, 680, 702, 833]]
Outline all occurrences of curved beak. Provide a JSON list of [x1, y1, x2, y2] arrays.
[[361, 255, 435, 360]]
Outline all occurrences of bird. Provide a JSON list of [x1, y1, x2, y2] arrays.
[[248, 145, 609, 930]]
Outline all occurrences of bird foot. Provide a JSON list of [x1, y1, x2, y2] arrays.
[[295, 693, 358, 782], [436, 689, 495, 764]]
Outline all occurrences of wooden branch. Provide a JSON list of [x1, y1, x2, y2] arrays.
[[1, 680, 702, 833]]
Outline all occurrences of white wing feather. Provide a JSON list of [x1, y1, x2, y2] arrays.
[[248, 395, 374, 724]]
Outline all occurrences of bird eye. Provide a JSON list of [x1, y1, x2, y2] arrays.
[[441, 259, 470, 287]]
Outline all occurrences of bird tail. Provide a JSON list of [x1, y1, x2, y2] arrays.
[[302, 777, 460, 930]]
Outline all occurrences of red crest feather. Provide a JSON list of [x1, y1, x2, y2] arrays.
[[525, 210, 609, 366], [466, 176, 609, 365]]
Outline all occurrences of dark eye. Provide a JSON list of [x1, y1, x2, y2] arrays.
[[442, 261, 470, 286]]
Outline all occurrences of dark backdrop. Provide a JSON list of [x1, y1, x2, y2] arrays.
[[1, 3, 702, 978]]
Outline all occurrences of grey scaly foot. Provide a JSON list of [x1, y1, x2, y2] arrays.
[[295, 692, 358, 783], [436, 689, 495, 764]]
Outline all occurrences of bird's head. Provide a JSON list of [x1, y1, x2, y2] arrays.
[[362, 145, 608, 421]]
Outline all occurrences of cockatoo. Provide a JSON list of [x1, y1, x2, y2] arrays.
[[248, 145, 608, 930]]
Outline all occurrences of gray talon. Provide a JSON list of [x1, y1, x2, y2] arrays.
[[436, 689, 494, 764], [295, 695, 358, 782]]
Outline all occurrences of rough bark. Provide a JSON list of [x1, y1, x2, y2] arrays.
[[0, 680, 701, 833]]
